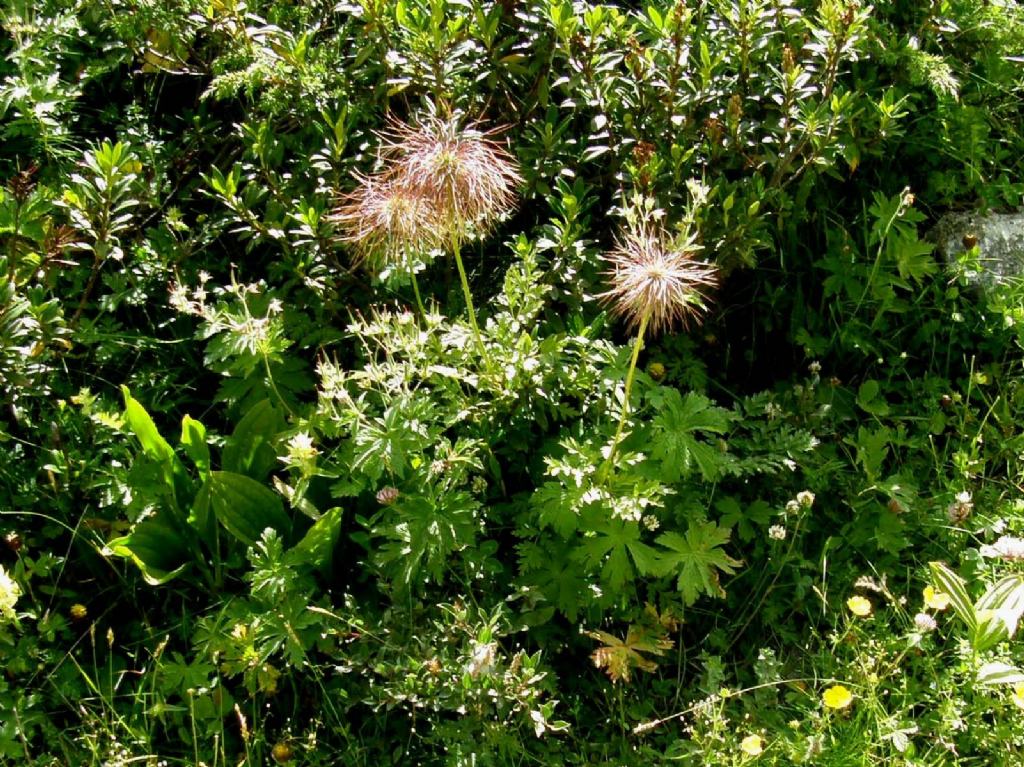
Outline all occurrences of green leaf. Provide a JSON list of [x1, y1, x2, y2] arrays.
[[180, 415, 210, 479], [717, 497, 773, 543], [121, 386, 178, 466], [973, 575, 1024, 651], [648, 389, 735, 482], [373, 491, 478, 588], [188, 480, 215, 544], [929, 562, 977, 635], [654, 521, 742, 605], [105, 516, 190, 585], [893, 236, 937, 283], [853, 426, 890, 482], [856, 380, 890, 416], [222, 399, 284, 481], [287, 507, 343, 571], [575, 517, 659, 592], [205, 471, 289, 546], [121, 386, 191, 515], [646, 5, 663, 29], [532, 481, 584, 537], [977, 661, 1024, 686]]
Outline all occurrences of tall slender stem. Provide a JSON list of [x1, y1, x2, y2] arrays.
[[410, 268, 426, 318], [450, 226, 490, 371], [599, 313, 649, 484]]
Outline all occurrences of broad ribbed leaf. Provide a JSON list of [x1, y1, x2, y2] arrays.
[[977, 661, 1024, 686], [973, 575, 1024, 651], [206, 471, 289, 546], [929, 562, 976, 634], [105, 516, 190, 585]]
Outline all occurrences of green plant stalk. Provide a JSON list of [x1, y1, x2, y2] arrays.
[[449, 226, 490, 370], [410, 268, 427, 318], [599, 312, 649, 484]]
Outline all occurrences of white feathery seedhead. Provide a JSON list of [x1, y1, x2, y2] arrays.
[[599, 225, 719, 335]]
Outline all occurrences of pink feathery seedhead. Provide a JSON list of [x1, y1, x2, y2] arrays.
[[331, 173, 440, 266], [379, 114, 522, 235], [600, 226, 719, 335]]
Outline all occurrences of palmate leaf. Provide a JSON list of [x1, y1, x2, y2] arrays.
[[654, 520, 742, 605], [648, 389, 735, 482], [520, 536, 593, 622], [373, 490, 479, 588], [588, 605, 675, 684], [533, 480, 587, 538], [574, 516, 659, 592]]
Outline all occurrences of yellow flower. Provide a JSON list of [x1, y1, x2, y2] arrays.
[[1012, 683, 1024, 710], [924, 585, 950, 611], [822, 684, 854, 709], [740, 734, 763, 756], [847, 595, 872, 617]]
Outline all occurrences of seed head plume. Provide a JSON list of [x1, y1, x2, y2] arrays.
[[331, 110, 521, 367], [596, 224, 719, 485], [379, 114, 522, 236], [600, 226, 719, 335], [331, 172, 440, 268]]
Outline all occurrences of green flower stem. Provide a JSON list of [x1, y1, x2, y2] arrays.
[[599, 312, 649, 484], [410, 268, 427, 318], [450, 227, 491, 371]]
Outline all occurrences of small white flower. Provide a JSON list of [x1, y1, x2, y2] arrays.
[[785, 500, 800, 513], [796, 491, 815, 508], [768, 525, 787, 541], [465, 641, 497, 677], [642, 514, 660, 532], [947, 491, 974, 523], [168, 281, 196, 314], [0, 566, 20, 621], [913, 612, 937, 633], [283, 432, 318, 475], [980, 536, 1024, 561]]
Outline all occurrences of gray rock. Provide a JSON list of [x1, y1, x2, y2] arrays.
[[931, 210, 1024, 287]]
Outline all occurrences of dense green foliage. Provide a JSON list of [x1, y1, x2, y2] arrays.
[[4, 0, 1024, 764]]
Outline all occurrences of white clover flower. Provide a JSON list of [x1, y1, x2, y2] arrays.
[[979, 536, 1024, 561], [0, 565, 21, 621], [796, 491, 815, 508], [914, 613, 937, 632], [947, 490, 974, 523], [768, 525, 787, 541], [642, 514, 660, 532]]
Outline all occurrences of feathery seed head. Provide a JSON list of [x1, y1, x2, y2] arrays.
[[599, 226, 719, 335], [331, 173, 439, 267], [380, 115, 521, 236]]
